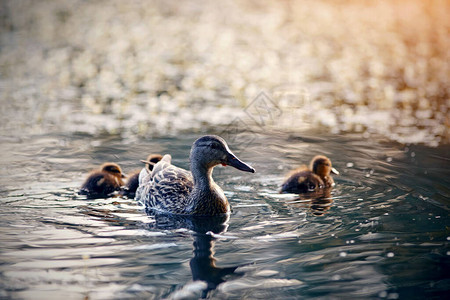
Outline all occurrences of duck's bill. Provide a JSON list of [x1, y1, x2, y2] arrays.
[[121, 173, 127, 178], [331, 167, 339, 175], [226, 154, 255, 173]]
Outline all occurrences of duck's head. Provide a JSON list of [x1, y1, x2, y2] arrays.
[[140, 154, 163, 172], [100, 163, 127, 178], [190, 135, 255, 173], [310, 155, 339, 178]]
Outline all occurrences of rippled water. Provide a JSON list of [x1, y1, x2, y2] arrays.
[[1, 0, 448, 298], [0, 132, 448, 299]]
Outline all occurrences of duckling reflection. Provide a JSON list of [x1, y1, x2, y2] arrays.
[[120, 154, 163, 198], [79, 162, 126, 199], [286, 188, 334, 216], [281, 155, 338, 194], [309, 196, 334, 216], [150, 213, 245, 299]]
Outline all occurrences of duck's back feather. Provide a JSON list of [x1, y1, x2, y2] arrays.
[[136, 154, 195, 214]]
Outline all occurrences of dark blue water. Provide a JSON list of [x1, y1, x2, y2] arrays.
[[0, 132, 449, 299]]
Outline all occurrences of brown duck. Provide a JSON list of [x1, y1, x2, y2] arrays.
[[79, 163, 126, 198], [280, 155, 338, 194], [135, 135, 255, 216]]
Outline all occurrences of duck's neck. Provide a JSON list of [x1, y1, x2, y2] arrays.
[[190, 162, 229, 215], [191, 163, 214, 189]]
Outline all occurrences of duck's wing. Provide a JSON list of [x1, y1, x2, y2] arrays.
[[138, 154, 171, 187], [136, 154, 172, 201], [150, 154, 173, 177], [136, 154, 194, 214]]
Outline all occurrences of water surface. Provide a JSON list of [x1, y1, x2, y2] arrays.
[[1, 1, 449, 298], [0, 132, 448, 299]]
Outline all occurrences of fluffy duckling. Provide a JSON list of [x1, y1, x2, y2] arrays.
[[79, 163, 126, 198], [280, 155, 338, 194], [136, 135, 255, 216], [121, 154, 163, 198]]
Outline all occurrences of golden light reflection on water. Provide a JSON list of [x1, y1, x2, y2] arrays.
[[1, 0, 448, 145]]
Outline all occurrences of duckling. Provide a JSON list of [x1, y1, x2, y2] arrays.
[[120, 154, 163, 198], [79, 163, 126, 198], [280, 155, 338, 194], [135, 135, 255, 216]]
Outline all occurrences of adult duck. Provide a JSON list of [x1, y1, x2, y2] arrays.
[[135, 135, 255, 216], [280, 155, 338, 194], [121, 154, 163, 198], [79, 162, 126, 198]]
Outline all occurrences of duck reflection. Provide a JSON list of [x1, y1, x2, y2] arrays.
[[151, 213, 244, 298], [190, 232, 240, 298], [78, 205, 245, 298]]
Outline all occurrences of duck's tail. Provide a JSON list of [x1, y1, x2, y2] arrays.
[[150, 154, 172, 177]]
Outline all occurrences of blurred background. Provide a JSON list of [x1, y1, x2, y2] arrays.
[[0, 2, 449, 299], [0, 0, 448, 146]]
